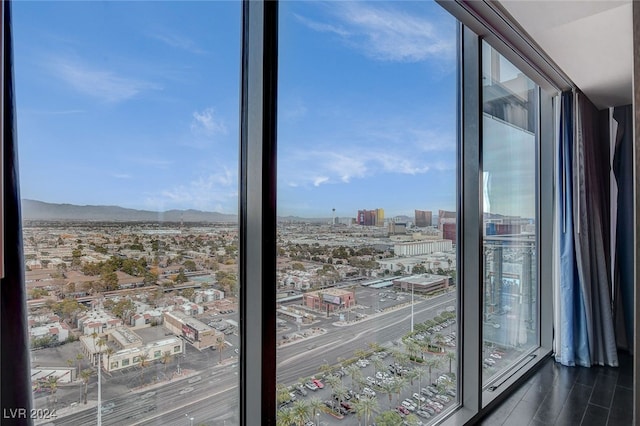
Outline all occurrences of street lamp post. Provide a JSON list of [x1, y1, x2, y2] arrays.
[[410, 282, 415, 333], [97, 350, 102, 426]]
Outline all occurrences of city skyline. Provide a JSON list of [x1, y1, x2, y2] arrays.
[[13, 1, 458, 218]]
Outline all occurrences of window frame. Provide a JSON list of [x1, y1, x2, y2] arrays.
[[236, 2, 559, 425]]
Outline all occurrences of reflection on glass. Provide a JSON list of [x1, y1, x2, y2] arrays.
[[277, 1, 458, 424], [16, 2, 240, 424], [481, 41, 538, 386]]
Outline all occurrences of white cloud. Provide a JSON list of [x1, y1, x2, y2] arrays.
[[296, 2, 455, 63], [190, 108, 227, 138], [48, 57, 160, 103], [282, 147, 439, 188], [293, 13, 350, 37], [146, 168, 237, 212], [148, 32, 207, 54]]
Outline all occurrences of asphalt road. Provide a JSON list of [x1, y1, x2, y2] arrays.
[[39, 291, 458, 425]]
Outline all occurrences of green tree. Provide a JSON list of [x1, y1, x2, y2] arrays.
[[46, 376, 59, 410], [174, 268, 188, 284], [101, 270, 119, 291], [182, 288, 195, 301], [183, 260, 197, 272], [276, 407, 295, 426], [80, 368, 93, 404], [375, 410, 403, 426], [377, 380, 395, 409], [412, 263, 427, 274], [291, 399, 311, 426], [161, 350, 173, 375], [76, 353, 85, 375], [353, 395, 378, 426]]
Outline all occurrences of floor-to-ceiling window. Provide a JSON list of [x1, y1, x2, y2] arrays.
[[276, 2, 458, 425], [481, 41, 539, 387], [14, 2, 241, 424], [3, 1, 560, 424]]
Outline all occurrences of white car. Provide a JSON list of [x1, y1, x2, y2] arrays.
[[362, 387, 376, 397], [401, 400, 416, 411], [413, 392, 426, 402]]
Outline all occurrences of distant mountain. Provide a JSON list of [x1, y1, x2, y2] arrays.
[[21, 199, 237, 223]]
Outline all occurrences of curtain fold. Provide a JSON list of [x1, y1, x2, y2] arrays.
[[1, 0, 33, 421], [555, 91, 618, 367]]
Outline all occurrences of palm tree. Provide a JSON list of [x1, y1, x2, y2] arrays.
[[105, 347, 115, 371], [276, 383, 291, 407], [276, 407, 295, 426], [80, 368, 93, 404], [367, 342, 382, 353], [434, 333, 445, 351], [346, 364, 362, 390], [291, 399, 311, 426], [413, 367, 428, 398], [161, 350, 173, 375], [405, 340, 421, 362], [318, 362, 333, 378], [324, 373, 340, 391], [370, 355, 384, 374], [445, 350, 456, 374], [354, 348, 367, 360], [426, 356, 443, 385], [76, 353, 85, 375], [405, 367, 419, 387], [392, 376, 407, 405], [397, 351, 411, 368], [47, 376, 59, 410], [138, 352, 150, 385], [307, 397, 324, 425], [354, 395, 378, 426], [377, 380, 395, 409], [333, 384, 348, 408]]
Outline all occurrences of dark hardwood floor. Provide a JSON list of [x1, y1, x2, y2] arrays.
[[478, 351, 633, 425]]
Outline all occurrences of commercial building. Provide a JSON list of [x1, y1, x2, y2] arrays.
[[163, 311, 224, 350], [393, 239, 453, 257], [357, 208, 384, 227], [392, 274, 450, 295], [414, 210, 433, 227], [302, 288, 356, 313]]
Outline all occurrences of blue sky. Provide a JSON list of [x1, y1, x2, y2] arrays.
[[14, 1, 457, 218]]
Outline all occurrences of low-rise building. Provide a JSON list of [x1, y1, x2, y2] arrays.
[[302, 288, 356, 313], [392, 274, 450, 295], [163, 311, 223, 350], [77, 309, 122, 335]]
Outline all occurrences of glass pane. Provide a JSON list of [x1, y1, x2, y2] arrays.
[[277, 2, 458, 425], [481, 41, 538, 386], [15, 2, 241, 424]]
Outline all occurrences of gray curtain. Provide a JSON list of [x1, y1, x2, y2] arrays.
[[612, 104, 634, 353], [572, 92, 618, 366]]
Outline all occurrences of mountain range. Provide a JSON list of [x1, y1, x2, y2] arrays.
[[21, 199, 238, 223], [21, 199, 332, 223]]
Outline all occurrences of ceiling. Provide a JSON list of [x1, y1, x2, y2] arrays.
[[497, 0, 633, 109]]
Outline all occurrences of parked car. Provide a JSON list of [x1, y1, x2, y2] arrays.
[[396, 405, 410, 416], [413, 392, 426, 402], [312, 378, 324, 389], [362, 387, 376, 397], [305, 382, 318, 391]]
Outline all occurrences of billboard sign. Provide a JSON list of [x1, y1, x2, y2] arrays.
[[182, 324, 198, 342], [322, 294, 342, 305]]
